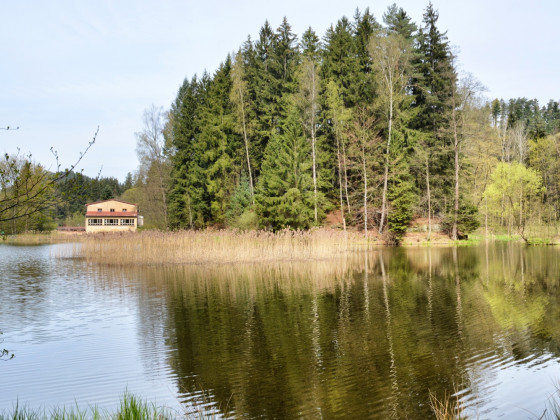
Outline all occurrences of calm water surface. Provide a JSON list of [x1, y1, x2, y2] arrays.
[[1, 243, 560, 418]]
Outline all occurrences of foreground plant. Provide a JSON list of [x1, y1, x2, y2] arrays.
[[429, 389, 466, 420], [0, 393, 179, 420]]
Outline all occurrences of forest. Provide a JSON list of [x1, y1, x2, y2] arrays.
[[2, 3, 560, 242]]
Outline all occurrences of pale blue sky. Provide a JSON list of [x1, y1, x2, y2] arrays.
[[1, 0, 558, 181]]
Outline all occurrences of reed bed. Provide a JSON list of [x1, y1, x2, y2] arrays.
[[1, 232, 84, 245], [63, 229, 375, 266]]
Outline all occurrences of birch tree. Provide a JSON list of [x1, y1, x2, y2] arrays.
[[369, 30, 411, 234], [448, 70, 484, 240], [298, 28, 321, 224], [231, 50, 255, 204], [135, 105, 170, 227], [326, 80, 352, 231], [347, 108, 378, 239]]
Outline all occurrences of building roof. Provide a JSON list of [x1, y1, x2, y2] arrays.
[[86, 211, 138, 217], [85, 199, 137, 207]]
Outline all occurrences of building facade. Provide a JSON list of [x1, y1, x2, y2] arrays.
[[85, 199, 139, 233]]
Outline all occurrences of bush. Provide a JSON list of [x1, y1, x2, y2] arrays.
[[442, 202, 480, 238]]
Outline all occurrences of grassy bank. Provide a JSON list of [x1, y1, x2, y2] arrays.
[[60, 229, 377, 266], [0, 392, 217, 419], [1, 231, 84, 245]]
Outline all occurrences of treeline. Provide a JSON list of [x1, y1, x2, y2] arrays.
[[4, 3, 560, 240], [0, 169, 132, 233], [132, 2, 557, 241]]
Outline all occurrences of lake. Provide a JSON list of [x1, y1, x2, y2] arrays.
[[1, 242, 560, 418]]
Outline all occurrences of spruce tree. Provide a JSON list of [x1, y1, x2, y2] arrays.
[[321, 17, 361, 108], [383, 4, 417, 40], [410, 2, 455, 222], [167, 74, 209, 228], [198, 57, 240, 226], [256, 96, 315, 230]]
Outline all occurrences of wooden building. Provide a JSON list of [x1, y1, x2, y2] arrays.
[[85, 199, 140, 233]]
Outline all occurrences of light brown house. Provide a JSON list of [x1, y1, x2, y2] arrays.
[[85, 199, 140, 233]]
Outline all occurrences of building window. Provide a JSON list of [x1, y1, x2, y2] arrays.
[[88, 219, 103, 226], [97, 208, 102, 212], [104, 219, 119, 226], [110, 208, 115, 212], [120, 218, 135, 226], [122, 208, 127, 212]]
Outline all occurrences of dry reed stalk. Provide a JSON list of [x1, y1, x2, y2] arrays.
[[429, 389, 466, 420], [3, 231, 84, 245], [64, 229, 375, 266]]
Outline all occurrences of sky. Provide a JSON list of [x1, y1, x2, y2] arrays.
[[1, 0, 559, 181]]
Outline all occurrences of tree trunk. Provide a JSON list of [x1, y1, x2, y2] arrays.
[[426, 157, 432, 241], [341, 132, 351, 215], [310, 63, 318, 224], [363, 145, 368, 240], [157, 160, 168, 228], [379, 93, 392, 235], [239, 88, 255, 205], [451, 105, 459, 241], [335, 129, 347, 232], [186, 191, 193, 229]]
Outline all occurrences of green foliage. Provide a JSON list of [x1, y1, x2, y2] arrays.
[[442, 202, 480, 237], [160, 5, 560, 239], [256, 98, 319, 230], [387, 176, 416, 240], [0, 392, 177, 419], [226, 176, 254, 228], [483, 162, 544, 237], [230, 209, 259, 231], [55, 172, 125, 223]]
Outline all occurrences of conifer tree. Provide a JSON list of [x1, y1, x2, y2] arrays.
[[198, 57, 240, 226], [411, 2, 455, 226], [352, 8, 379, 104], [383, 4, 417, 40], [168, 74, 209, 228], [321, 18, 361, 108], [256, 97, 315, 230], [250, 21, 278, 174]]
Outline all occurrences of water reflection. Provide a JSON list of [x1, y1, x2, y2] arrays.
[[1, 243, 560, 418], [125, 245, 560, 418]]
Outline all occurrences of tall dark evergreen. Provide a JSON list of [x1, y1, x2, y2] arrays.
[[383, 4, 417, 40], [167, 75, 209, 228], [157, 6, 559, 239], [198, 57, 241, 226], [256, 97, 315, 230], [410, 2, 456, 219], [321, 18, 361, 108], [352, 8, 379, 105]]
